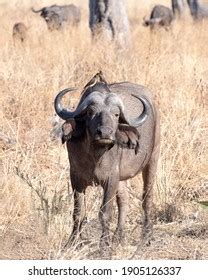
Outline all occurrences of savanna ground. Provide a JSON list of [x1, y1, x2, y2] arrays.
[[0, 0, 207, 260]]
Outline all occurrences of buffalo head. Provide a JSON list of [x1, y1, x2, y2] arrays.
[[32, 6, 61, 30], [54, 85, 151, 147]]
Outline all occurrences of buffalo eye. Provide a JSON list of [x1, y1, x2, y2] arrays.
[[111, 107, 120, 118]]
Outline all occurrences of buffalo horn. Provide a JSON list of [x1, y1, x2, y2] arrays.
[[54, 89, 103, 120], [124, 95, 151, 127], [55, 88, 151, 126], [31, 7, 43, 13], [54, 88, 77, 120]]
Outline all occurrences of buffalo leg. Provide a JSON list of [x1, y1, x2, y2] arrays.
[[66, 174, 87, 246], [142, 148, 159, 239], [113, 180, 129, 244], [70, 190, 86, 242], [99, 177, 118, 251]]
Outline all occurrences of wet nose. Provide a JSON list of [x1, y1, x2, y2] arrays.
[[97, 126, 113, 139]]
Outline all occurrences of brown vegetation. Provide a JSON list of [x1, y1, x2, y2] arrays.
[[0, 0, 207, 259]]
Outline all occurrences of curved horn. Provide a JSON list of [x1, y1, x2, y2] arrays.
[[122, 95, 151, 127], [54, 88, 77, 120], [31, 7, 43, 13], [55, 89, 151, 126], [54, 89, 104, 120]]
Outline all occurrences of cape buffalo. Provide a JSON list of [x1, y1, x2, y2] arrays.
[[12, 22, 27, 42], [187, 0, 208, 19], [32, 4, 81, 31], [143, 5, 174, 28], [54, 72, 160, 253]]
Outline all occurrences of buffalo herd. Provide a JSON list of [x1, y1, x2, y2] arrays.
[[12, 1, 208, 42]]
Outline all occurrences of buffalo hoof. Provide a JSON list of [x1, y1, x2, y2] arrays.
[[63, 237, 89, 252], [112, 228, 126, 246], [99, 246, 112, 259], [142, 225, 154, 246], [63, 231, 85, 249], [99, 236, 112, 259]]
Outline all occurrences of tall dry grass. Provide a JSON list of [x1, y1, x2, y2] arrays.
[[0, 0, 207, 259]]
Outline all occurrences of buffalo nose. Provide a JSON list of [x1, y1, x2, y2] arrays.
[[97, 127, 113, 138]]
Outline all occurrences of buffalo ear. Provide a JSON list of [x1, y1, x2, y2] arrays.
[[62, 118, 76, 144], [116, 124, 140, 154]]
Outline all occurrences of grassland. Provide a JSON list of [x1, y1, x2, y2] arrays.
[[0, 0, 207, 259]]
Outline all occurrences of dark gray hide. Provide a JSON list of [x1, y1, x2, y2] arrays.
[[32, 4, 81, 30], [172, 0, 185, 17], [144, 5, 174, 28], [187, 0, 208, 19], [54, 72, 160, 253]]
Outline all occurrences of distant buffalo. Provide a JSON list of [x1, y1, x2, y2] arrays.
[[12, 22, 27, 42], [143, 5, 174, 28], [187, 0, 208, 19], [32, 4, 81, 31]]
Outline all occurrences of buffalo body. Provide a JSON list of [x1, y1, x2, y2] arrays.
[[32, 4, 81, 31], [144, 5, 174, 28], [54, 72, 160, 253]]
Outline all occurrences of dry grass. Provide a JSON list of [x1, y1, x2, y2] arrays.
[[0, 0, 207, 259]]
